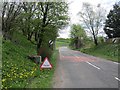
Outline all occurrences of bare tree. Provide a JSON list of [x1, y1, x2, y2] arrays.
[[2, 2, 22, 40], [78, 2, 106, 45]]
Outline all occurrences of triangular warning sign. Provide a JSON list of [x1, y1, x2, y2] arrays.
[[40, 57, 52, 69]]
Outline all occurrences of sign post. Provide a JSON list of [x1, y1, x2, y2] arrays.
[[40, 57, 52, 70]]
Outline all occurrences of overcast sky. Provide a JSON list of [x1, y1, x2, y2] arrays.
[[59, 0, 119, 38]]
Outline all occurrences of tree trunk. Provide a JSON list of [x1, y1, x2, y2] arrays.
[[93, 35, 98, 46], [37, 33, 43, 55], [37, 42, 41, 55], [27, 32, 33, 41], [22, 29, 27, 36], [37, 39, 43, 55], [3, 31, 7, 40], [77, 37, 82, 48], [3, 24, 11, 40], [35, 31, 38, 42], [75, 37, 78, 49]]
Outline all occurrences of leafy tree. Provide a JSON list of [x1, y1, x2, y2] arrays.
[[34, 2, 69, 53], [78, 2, 106, 46], [19, 2, 69, 53], [104, 3, 120, 38], [2, 2, 69, 54], [70, 24, 86, 49]]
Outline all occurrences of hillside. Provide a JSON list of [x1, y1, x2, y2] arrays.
[[2, 33, 57, 88]]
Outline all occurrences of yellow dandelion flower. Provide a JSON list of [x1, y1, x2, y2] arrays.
[[2, 79, 6, 82], [20, 76, 22, 78], [31, 71, 34, 74]]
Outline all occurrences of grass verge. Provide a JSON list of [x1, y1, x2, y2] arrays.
[[26, 50, 58, 88], [80, 43, 119, 62]]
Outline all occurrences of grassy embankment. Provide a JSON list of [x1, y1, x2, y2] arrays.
[[2, 32, 58, 89], [80, 43, 120, 62], [0, 35, 2, 88]]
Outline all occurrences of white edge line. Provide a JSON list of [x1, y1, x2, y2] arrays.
[[59, 49, 61, 60], [115, 77, 120, 81], [59, 49, 65, 58], [113, 62, 119, 64], [86, 61, 101, 70]]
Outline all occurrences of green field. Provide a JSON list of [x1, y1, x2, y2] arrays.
[[55, 38, 70, 49], [2, 33, 58, 88], [81, 43, 119, 62]]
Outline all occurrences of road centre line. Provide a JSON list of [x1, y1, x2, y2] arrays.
[[115, 77, 120, 81], [113, 62, 119, 64], [86, 61, 101, 70]]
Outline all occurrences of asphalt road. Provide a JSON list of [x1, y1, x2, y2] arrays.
[[53, 47, 120, 88]]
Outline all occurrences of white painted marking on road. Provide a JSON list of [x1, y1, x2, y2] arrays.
[[86, 61, 101, 70], [115, 77, 120, 81], [59, 49, 62, 60], [113, 62, 119, 64]]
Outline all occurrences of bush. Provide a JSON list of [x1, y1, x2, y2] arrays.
[[38, 47, 53, 62]]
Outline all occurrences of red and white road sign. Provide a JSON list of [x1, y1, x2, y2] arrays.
[[40, 57, 52, 69]]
